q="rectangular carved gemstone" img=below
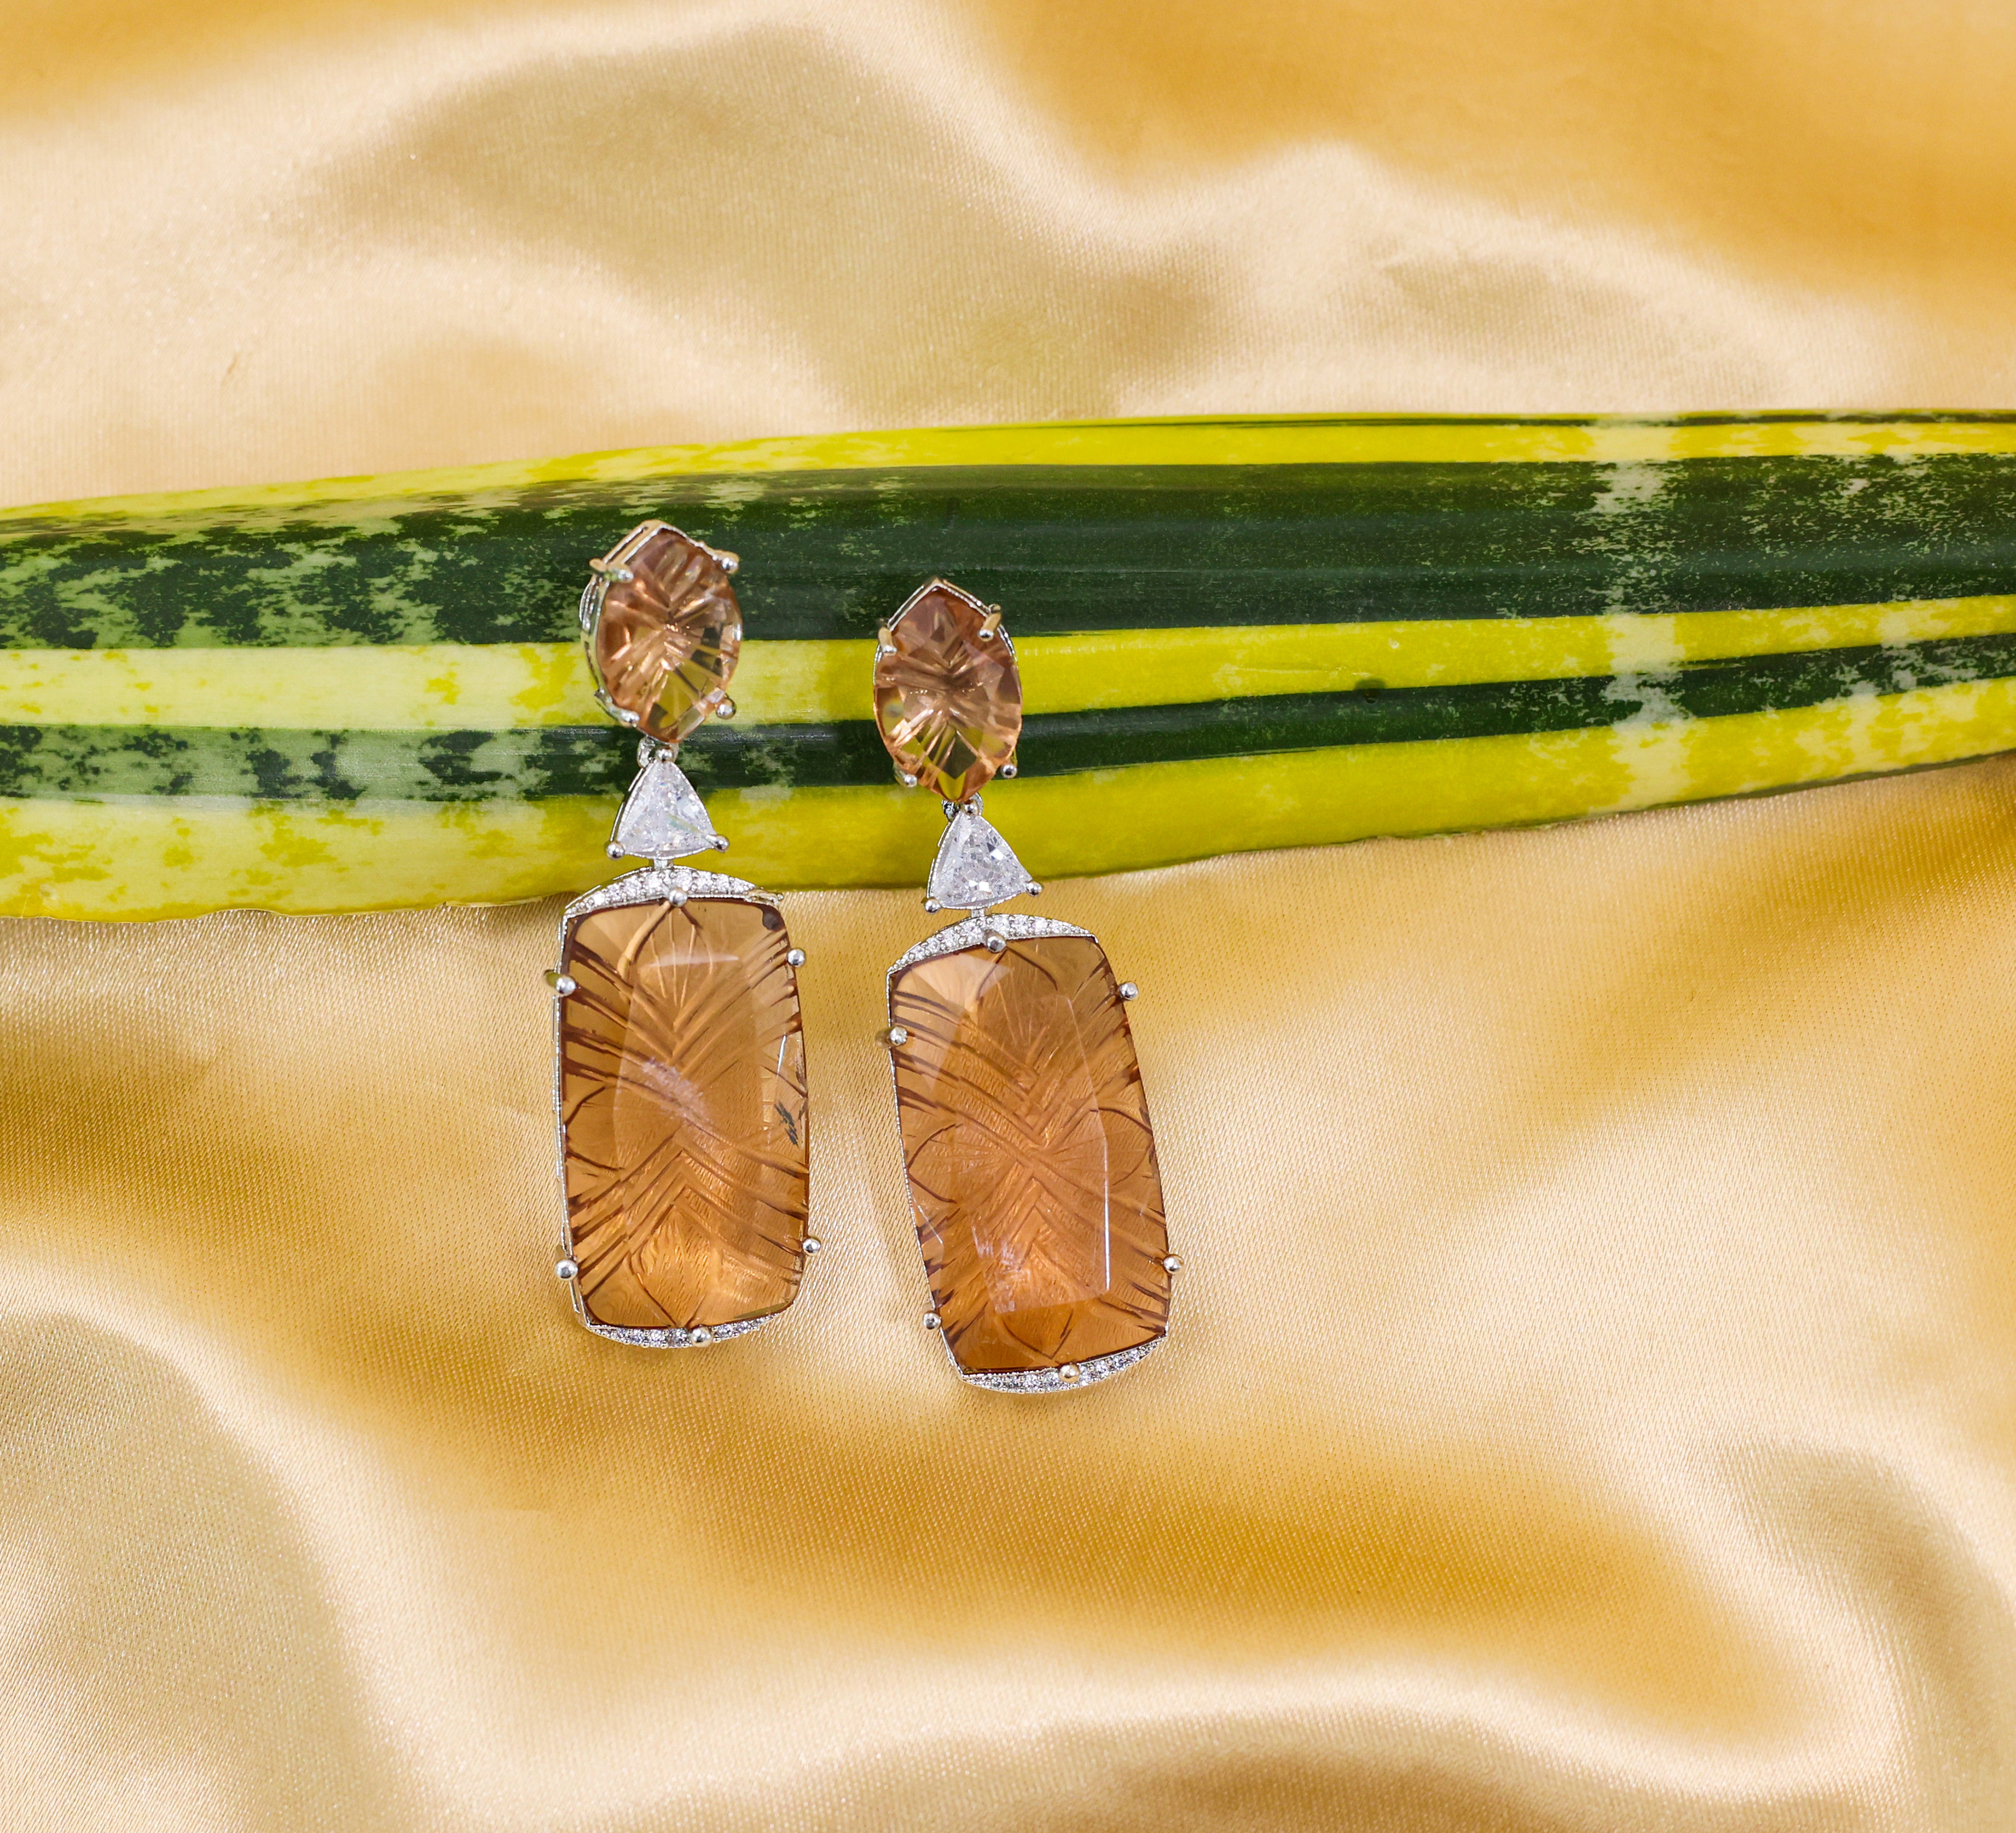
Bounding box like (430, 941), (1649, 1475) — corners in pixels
(889, 935), (1169, 1374)
(559, 896), (809, 1332)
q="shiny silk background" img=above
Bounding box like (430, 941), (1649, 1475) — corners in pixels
(5, 4), (2016, 1829)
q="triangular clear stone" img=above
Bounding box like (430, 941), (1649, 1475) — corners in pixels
(928, 809), (1032, 909)
(611, 756), (722, 859)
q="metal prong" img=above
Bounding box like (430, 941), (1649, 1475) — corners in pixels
(606, 843), (625, 859)
(690, 1326), (713, 1346)
(984, 932), (1006, 955)
(1162, 1254), (1183, 1273)
(922, 897), (942, 913)
(999, 763), (1018, 779)
(886, 1026), (909, 1047)
(716, 550), (740, 575)
(555, 1258), (578, 1281)
(545, 970), (577, 995)
(713, 835), (731, 851)
(802, 1236), (823, 1255)
(786, 948), (806, 967)
(615, 707), (641, 728)
(1026, 883), (1043, 896)
(978, 610), (1003, 641)
(877, 622), (896, 649)
(713, 697), (736, 720)
(922, 1312), (942, 1331)
(1058, 1363), (1080, 1383)
(587, 559), (635, 584)
(1118, 982), (1139, 1000)
(897, 769), (918, 788)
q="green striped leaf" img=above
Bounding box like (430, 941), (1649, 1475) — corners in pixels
(4, 413), (2015, 919)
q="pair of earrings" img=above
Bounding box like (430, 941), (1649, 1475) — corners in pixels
(546, 522), (1179, 1392)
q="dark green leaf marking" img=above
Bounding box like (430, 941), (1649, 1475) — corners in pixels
(5, 631), (2010, 801)
(5, 455), (2016, 649)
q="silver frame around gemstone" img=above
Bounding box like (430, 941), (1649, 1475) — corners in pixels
(878, 576), (1019, 662)
(579, 521), (741, 731)
(551, 862), (806, 1349)
(883, 910), (1176, 1394)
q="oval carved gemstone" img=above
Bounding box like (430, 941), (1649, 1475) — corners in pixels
(590, 525), (742, 744)
(559, 895), (809, 1333)
(889, 935), (1169, 1374)
(873, 580), (1022, 802)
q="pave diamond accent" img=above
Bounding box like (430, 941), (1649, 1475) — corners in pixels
(611, 755), (722, 860)
(927, 807), (1034, 910)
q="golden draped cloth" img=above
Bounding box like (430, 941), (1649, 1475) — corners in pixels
(5, 4), (2016, 1827)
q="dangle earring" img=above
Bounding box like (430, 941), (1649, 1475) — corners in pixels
(873, 579), (1177, 1392)
(548, 523), (817, 1347)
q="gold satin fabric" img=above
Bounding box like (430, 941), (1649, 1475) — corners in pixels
(7, 3), (2016, 1828)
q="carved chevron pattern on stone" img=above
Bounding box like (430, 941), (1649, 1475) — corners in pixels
(559, 896), (809, 1332)
(890, 934), (1169, 1375)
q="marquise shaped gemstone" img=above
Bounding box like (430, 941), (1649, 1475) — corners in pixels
(873, 581), (1022, 802)
(559, 894), (809, 1332)
(889, 935), (1169, 1374)
(591, 525), (742, 744)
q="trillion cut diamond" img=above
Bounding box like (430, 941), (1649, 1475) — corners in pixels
(928, 808), (1033, 909)
(611, 756), (722, 859)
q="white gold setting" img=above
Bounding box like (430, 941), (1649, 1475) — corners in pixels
(874, 580), (1175, 1394)
(553, 527), (806, 1351)
(945, 1336), (1165, 1394)
(886, 910), (1089, 976)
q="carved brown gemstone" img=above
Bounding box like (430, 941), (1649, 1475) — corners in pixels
(889, 935), (1169, 1374)
(873, 580), (1022, 802)
(590, 525), (741, 744)
(559, 896), (809, 1332)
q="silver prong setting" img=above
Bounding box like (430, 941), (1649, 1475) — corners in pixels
(1118, 982), (1138, 1000)
(786, 948), (806, 967)
(555, 1258), (578, 1281)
